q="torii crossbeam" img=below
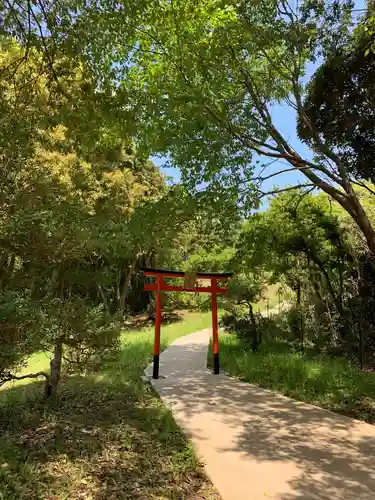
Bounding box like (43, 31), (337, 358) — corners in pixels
(141, 268), (233, 379)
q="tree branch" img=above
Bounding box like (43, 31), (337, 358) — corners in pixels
(1, 371), (49, 387)
(290, 65), (352, 189)
(352, 180), (375, 197)
(287, 154), (348, 200)
(256, 157), (290, 177)
(259, 183), (315, 198)
(29, 5), (68, 96)
(228, 39), (345, 188)
(254, 165), (313, 183)
(292, 186), (316, 212)
(236, 63), (343, 186)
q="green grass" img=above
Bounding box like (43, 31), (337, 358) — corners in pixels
(0, 311), (220, 500)
(2, 311), (213, 393)
(212, 333), (375, 424)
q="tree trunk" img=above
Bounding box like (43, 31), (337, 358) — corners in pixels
(0, 254), (7, 290)
(249, 302), (256, 326)
(118, 255), (141, 315)
(45, 341), (63, 398)
(338, 257), (344, 311)
(296, 281), (304, 353)
(47, 268), (60, 298)
(97, 283), (110, 313)
(310, 254), (344, 315)
(248, 302), (261, 352)
(0, 254), (15, 291)
(296, 280), (301, 307)
(298, 158), (375, 257)
(359, 322), (364, 371)
(118, 264), (135, 315)
(350, 193), (375, 256)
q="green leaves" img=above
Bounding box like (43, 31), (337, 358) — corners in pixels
(0, 38), (173, 386)
(227, 273), (263, 306)
(299, 25), (375, 182)
(236, 189), (357, 318)
(0, 291), (45, 385)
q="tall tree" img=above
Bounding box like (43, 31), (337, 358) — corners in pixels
(0, 39), (183, 394)
(299, 20), (375, 182)
(6, 2), (375, 254)
(82, 0), (375, 256)
(238, 190), (355, 312)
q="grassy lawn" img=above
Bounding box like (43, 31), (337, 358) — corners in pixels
(0, 311), (220, 500)
(212, 333), (375, 424)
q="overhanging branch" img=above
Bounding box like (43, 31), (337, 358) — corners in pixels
(1, 370), (49, 387)
(351, 180), (375, 197)
(259, 183), (315, 198)
(254, 165), (312, 183)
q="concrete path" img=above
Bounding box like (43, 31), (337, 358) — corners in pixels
(145, 330), (375, 500)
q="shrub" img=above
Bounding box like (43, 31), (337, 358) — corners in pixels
(221, 311), (262, 352)
(0, 295), (121, 396)
(0, 291), (44, 386)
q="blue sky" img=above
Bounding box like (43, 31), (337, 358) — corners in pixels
(154, 0), (366, 195)
(153, 96), (311, 194)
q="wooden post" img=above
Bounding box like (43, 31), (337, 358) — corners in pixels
(153, 276), (162, 379)
(211, 278), (219, 374)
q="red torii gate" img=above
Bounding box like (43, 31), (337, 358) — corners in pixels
(141, 268), (232, 379)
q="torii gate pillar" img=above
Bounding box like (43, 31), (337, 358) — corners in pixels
(141, 268), (232, 378)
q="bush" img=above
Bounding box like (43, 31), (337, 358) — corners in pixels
(164, 291), (212, 312)
(221, 311), (262, 352)
(45, 299), (122, 374)
(0, 291), (44, 385)
(0, 294), (122, 395)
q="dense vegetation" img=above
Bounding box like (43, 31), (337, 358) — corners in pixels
(1, 0), (375, 496)
(0, 312), (220, 499)
(0, 37), (235, 395)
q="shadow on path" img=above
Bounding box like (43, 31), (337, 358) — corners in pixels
(148, 330), (375, 500)
(0, 338), (217, 500)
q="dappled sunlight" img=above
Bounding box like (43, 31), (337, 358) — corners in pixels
(0, 352), (51, 392)
(217, 334), (375, 422)
(0, 376), (208, 499)
(149, 330), (375, 500)
(0, 316), (219, 500)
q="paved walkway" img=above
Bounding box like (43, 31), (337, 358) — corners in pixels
(145, 330), (375, 500)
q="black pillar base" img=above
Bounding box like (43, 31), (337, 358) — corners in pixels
(153, 354), (160, 379)
(213, 352), (220, 374)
